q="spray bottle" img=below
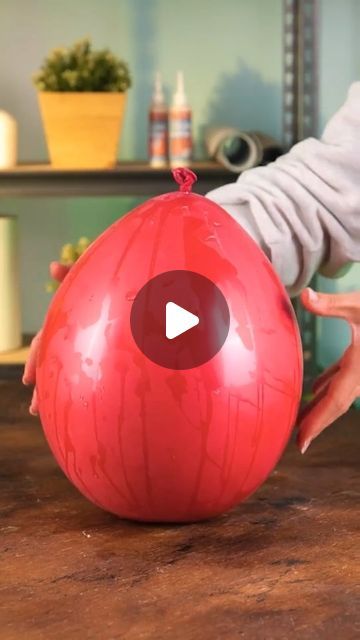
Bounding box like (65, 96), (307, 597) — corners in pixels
(169, 71), (193, 168)
(148, 72), (168, 168)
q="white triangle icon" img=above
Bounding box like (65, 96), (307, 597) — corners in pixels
(166, 302), (199, 340)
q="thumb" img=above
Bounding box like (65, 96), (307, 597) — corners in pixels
(300, 288), (359, 320)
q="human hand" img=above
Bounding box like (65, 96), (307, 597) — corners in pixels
(23, 261), (71, 414)
(297, 288), (360, 453)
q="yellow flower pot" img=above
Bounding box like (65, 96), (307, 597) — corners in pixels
(38, 92), (127, 169)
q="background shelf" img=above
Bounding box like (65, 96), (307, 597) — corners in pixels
(0, 345), (29, 365)
(0, 161), (234, 197)
(0, 337), (31, 379)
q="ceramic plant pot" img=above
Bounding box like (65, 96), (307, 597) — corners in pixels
(38, 92), (127, 169)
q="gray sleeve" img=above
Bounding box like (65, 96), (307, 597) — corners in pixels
(206, 83), (360, 297)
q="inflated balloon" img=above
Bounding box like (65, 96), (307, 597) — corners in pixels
(37, 168), (303, 522)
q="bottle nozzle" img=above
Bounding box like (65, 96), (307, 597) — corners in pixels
(173, 70), (187, 107)
(152, 71), (165, 105)
(176, 71), (184, 93)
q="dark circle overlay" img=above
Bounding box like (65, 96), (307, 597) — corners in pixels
(130, 270), (230, 370)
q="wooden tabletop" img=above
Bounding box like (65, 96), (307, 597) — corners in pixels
(0, 381), (359, 640)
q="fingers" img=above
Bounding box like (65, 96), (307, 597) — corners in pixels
(23, 330), (42, 386)
(312, 362), (340, 395)
(298, 288), (360, 452)
(297, 373), (354, 453)
(29, 387), (39, 416)
(301, 288), (360, 321)
(297, 392), (341, 454)
(24, 257), (71, 413)
(49, 261), (71, 283)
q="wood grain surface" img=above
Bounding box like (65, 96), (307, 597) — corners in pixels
(0, 381), (359, 640)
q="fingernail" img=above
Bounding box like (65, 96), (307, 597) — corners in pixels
(300, 439), (311, 454)
(22, 376), (29, 386)
(307, 288), (318, 302)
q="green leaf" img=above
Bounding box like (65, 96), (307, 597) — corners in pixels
(33, 38), (131, 92)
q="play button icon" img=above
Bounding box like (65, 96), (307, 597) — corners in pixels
(130, 270), (230, 370)
(166, 302), (199, 340)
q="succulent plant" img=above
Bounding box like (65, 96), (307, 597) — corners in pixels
(46, 237), (92, 293)
(33, 38), (131, 92)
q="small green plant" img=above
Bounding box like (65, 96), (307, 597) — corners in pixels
(33, 38), (131, 92)
(46, 236), (92, 293)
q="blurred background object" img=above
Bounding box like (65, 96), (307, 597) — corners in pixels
(205, 127), (282, 172)
(0, 215), (21, 352)
(168, 71), (193, 168)
(0, 110), (17, 169)
(148, 72), (168, 168)
(45, 236), (91, 292)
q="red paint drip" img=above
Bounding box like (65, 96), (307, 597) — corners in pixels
(172, 167), (197, 192)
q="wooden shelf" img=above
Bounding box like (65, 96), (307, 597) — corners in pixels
(0, 161), (234, 198)
(0, 336), (32, 378)
(0, 345), (29, 365)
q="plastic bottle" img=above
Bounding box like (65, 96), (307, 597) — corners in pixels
(169, 71), (193, 168)
(148, 72), (168, 168)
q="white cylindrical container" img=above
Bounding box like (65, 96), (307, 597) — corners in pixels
(0, 215), (21, 352)
(0, 110), (17, 169)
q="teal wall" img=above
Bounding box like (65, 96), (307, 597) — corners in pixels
(317, 0), (360, 369)
(318, 0), (360, 131)
(0, 0), (283, 333)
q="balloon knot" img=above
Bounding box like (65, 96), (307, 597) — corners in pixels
(172, 167), (197, 193)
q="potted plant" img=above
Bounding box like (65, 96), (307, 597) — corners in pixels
(33, 38), (132, 169)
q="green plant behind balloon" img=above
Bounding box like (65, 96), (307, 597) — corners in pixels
(46, 237), (92, 293)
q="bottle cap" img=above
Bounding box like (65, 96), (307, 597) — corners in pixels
(152, 72), (165, 106)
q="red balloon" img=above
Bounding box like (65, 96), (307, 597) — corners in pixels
(37, 172), (303, 523)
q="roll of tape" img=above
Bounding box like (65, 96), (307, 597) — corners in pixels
(205, 126), (282, 173)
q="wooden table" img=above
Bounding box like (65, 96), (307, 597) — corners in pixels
(0, 381), (359, 640)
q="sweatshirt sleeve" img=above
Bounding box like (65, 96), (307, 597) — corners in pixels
(206, 82), (360, 297)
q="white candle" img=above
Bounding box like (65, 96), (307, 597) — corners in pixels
(0, 110), (17, 169)
(0, 215), (21, 352)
